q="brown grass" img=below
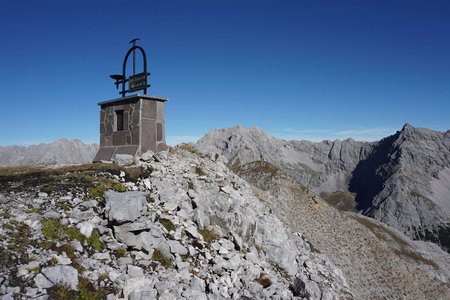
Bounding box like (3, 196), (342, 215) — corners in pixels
(321, 191), (356, 211)
(176, 143), (202, 156)
(152, 249), (172, 268)
(197, 227), (218, 244)
(256, 274), (272, 288)
(0, 163), (130, 196)
(354, 216), (438, 268)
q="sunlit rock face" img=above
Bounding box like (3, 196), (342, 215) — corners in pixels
(195, 124), (450, 252)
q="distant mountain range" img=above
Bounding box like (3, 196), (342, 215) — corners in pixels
(194, 124), (450, 252)
(0, 139), (99, 167)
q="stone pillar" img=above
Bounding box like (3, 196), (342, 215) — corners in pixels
(93, 94), (168, 162)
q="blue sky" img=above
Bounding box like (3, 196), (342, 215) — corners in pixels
(1, 0), (449, 146)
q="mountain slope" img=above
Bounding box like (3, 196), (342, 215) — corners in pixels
(194, 124), (450, 251)
(0, 149), (352, 299)
(349, 124), (450, 246)
(0, 139), (99, 167)
(234, 160), (450, 299)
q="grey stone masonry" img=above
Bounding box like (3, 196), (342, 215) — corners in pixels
(94, 94), (168, 162)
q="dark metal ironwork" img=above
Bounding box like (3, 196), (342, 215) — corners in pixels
(110, 39), (150, 97)
(129, 38), (140, 76)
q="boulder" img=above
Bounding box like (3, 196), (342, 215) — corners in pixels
(0, 194), (7, 204)
(43, 211), (61, 219)
(127, 265), (144, 278)
(77, 221), (94, 238)
(140, 150), (155, 162)
(114, 222), (163, 249)
(34, 273), (53, 289)
(185, 226), (201, 239)
(114, 154), (134, 166)
(190, 277), (206, 292)
(168, 240), (188, 256)
(41, 265), (79, 290)
(105, 191), (147, 223)
(123, 277), (155, 299)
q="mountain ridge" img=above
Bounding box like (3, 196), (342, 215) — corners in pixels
(194, 124), (450, 252)
(0, 139), (99, 167)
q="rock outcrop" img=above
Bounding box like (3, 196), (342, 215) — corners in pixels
(194, 124), (450, 251)
(0, 149), (352, 299)
(0, 139), (99, 167)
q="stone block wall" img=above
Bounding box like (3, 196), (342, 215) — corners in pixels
(94, 94), (167, 162)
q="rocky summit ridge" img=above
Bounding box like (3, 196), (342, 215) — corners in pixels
(0, 148), (353, 299)
(194, 124), (450, 252)
(1, 147), (450, 299)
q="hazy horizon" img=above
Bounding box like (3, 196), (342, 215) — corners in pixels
(2, 122), (448, 148)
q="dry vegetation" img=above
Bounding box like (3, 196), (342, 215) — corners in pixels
(353, 215), (439, 268)
(0, 163), (145, 197)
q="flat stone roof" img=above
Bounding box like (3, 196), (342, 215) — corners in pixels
(98, 94), (168, 106)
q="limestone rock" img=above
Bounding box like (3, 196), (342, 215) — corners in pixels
(185, 225), (201, 239)
(127, 265), (144, 278)
(34, 273), (53, 289)
(140, 150), (155, 162)
(43, 211), (60, 219)
(77, 221), (94, 238)
(113, 154), (134, 166)
(41, 265), (79, 290)
(104, 191), (147, 223)
(168, 240), (188, 256)
(123, 277), (155, 299)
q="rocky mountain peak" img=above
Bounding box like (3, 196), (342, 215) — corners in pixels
(401, 122), (414, 131)
(396, 123), (448, 145)
(195, 124), (450, 253)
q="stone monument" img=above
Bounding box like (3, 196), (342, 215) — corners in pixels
(94, 39), (168, 162)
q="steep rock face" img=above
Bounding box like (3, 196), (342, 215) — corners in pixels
(350, 124), (450, 248)
(235, 160), (450, 299)
(194, 124), (450, 251)
(0, 139), (99, 167)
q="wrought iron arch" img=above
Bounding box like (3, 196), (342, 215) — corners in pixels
(110, 40), (150, 97)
